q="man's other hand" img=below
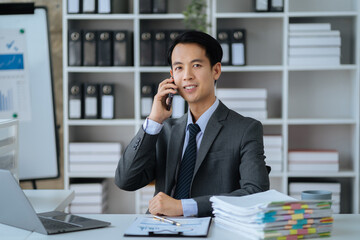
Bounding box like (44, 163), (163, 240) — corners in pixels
(148, 192), (183, 216)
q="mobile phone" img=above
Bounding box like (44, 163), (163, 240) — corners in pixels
(166, 76), (175, 111)
(166, 93), (174, 111)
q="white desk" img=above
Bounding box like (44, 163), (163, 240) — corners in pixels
(24, 190), (75, 213)
(1, 214), (358, 240)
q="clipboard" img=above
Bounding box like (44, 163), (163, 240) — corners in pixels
(124, 216), (212, 237)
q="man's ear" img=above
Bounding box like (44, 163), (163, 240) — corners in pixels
(170, 69), (173, 78)
(212, 62), (222, 81)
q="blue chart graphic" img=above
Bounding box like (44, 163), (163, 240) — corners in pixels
(0, 89), (13, 111)
(0, 54), (24, 70)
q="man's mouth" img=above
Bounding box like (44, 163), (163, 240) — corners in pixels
(184, 85), (197, 90)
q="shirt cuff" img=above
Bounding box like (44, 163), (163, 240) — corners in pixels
(181, 199), (198, 217)
(142, 118), (163, 135)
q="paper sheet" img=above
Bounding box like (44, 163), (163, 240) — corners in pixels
(124, 216), (211, 237)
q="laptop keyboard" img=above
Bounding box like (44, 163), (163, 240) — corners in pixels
(39, 217), (80, 231)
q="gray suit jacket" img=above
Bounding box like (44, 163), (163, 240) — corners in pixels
(115, 101), (269, 216)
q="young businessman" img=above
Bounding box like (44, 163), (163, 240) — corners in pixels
(115, 31), (269, 217)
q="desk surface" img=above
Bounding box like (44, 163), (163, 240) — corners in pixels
(1, 214), (358, 240)
(24, 190), (74, 213)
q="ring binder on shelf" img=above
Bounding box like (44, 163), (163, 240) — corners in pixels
(231, 29), (246, 66)
(68, 30), (82, 66)
(153, 31), (167, 66)
(153, 0), (167, 13)
(140, 83), (154, 119)
(83, 30), (97, 66)
(97, 31), (113, 66)
(217, 30), (231, 65)
(82, 0), (96, 13)
(113, 31), (132, 66)
(140, 31), (153, 66)
(100, 84), (115, 119)
(83, 83), (99, 119)
(139, 0), (152, 13)
(68, 83), (82, 119)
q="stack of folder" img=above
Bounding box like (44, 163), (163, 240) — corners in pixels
(69, 179), (108, 214)
(288, 150), (339, 172)
(69, 142), (122, 173)
(288, 23), (341, 66)
(210, 190), (333, 240)
(217, 88), (267, 120)
(264, 135), (283, 172)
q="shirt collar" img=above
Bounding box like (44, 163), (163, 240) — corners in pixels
(186, 98), (219, 133)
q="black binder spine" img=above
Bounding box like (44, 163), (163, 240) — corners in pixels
(140, 31), (153, 66)
(83, 83), (99, 119)
(230, 29), (246, 66)
(254, 0), (269, 12)
(68, 30), (82, 66)
(97, 31), (113, 66)
(217, 30), (231, 66)
(139, 0), (152, 13)
(83, 30), (97, 66)
(113, 31), (133, 66)
(100, 84), (115, 119)
(153, 0), (167, 13)
(68, 82), (82, 119)
(153, 31), (167, 66)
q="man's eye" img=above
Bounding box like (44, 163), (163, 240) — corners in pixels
(194, 64), (201, 68)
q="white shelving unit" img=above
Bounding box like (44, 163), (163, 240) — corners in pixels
(63, 0), (360, 214)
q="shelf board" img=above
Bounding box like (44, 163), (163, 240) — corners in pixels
(287, 119), (356, 125)
(215, 12), (284, 19)
(68, 119), (136, 126)
(288, 11), (358, 17)
(287, 171), (356, 178)
(68, 172), (116, 178)
(221, 65), (283, 72)
(260, 118), (283, 125)
(287, 65), (357, 71)
(66, 66), (135, 73)
(139, 14), (184, 20)
(66, 14), (135, 20)
(140, 66), (170, 72)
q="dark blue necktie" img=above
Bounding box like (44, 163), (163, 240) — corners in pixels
(174, 123), (201, 199)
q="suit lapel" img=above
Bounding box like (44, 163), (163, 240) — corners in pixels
(193, 101), (228, 178)
(164, 115), (187, 194)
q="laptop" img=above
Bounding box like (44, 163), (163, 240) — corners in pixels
(0, 169), (110, 234)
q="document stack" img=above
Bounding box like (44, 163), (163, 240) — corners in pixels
(69, 179), (108, 213)
(69, 142), (122, 173)
(263, 135), (282, 172)
(210, 190), (333, 240)
(289, 182), (341, 214)
(137, 184), (155, 213)
(216, 88), (267, 120)
(288, 150), (339, 172)
(288, 23), (341, 66)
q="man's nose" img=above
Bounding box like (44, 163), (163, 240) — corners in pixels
(183, 67), (194, 81)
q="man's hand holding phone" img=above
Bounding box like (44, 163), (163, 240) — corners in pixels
(148, 76), (177, 124)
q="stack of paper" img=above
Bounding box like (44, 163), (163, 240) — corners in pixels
(69, 179), (108, 213)
(210, 190), (333, 240)
(288, 150), (339, 172)
(288, 23), (341, 66)
(264, 135), (282, 172)
(289, 182), (341, 213)
(137, 184), (155, 213)
(69, 142), (122, 173)
(217, 88), (267, 120)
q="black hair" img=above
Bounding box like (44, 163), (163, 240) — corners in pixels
(167, 30), (223, 67)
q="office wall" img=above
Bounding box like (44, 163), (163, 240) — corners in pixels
(0, 0), (64, 189)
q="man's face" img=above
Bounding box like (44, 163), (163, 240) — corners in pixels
(170, 43), (221, 109)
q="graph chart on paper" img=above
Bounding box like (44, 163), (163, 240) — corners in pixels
(0, 28), (31, 121)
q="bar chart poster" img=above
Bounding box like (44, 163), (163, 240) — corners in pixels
(0, 28), (31, 121)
